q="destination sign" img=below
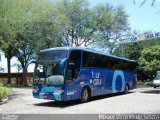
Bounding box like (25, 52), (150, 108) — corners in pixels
(123, 32), (160, 43)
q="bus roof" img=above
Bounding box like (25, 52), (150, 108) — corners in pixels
(40, 47), (135, 63)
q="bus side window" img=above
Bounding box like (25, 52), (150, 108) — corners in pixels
(68, 62), (76, 80)
(66, 50), (81, 84)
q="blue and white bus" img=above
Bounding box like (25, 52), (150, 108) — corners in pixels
(32, 47), (137, 102)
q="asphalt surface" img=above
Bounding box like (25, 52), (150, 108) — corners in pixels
(0, 87), (160, 114)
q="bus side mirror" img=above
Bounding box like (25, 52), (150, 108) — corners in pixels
(60, 58), (68, 73)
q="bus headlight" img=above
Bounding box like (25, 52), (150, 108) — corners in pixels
(33, 88), (37, 92)
(54, 90), (64, 94)
(33, 86), (39, 92)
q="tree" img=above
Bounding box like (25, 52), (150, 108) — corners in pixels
(56, 0), (98, 47)
(0, 67), (4, 72)
(0, 0), (38, 84)
(93, 4), (129, 53)
(0, 51), (4, 72)
(13, 0), (62, 86)
(132, 0), (156, 6)
(114, 37), (160, 80)
(0, 0), (22, 83)
(56, 0), (129, 48)
(11, 63), (22, 84)
(11, 63), (22, 73)
(118, 38), (160, 59)
(15, 35), (36, 86)
(114, 41), (143, 60)
(0, 0), (58, 85)
(14, 0), (58, 86)
(25, 0), (61, 50)
(138, 45), (160, 79)
(0, 0), (130, 85)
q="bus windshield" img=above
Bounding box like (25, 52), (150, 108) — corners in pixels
(33, 50), (68, 85)
(38, 50), (67, 62)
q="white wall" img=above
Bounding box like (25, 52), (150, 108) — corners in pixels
(0, 51), (35, 73)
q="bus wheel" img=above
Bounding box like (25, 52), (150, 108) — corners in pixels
(81, 87), (89, 103)
(124, 84), (129, 94)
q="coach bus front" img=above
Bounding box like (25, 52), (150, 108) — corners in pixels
(32, 49), (68, 101)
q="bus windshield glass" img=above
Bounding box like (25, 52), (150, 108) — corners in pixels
(38, 50), (67, 62)
(33, 50), (68, 85)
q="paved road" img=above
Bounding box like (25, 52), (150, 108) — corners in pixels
(0, 87), (160, 114)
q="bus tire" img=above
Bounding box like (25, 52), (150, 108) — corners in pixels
(124, 84), (129, 94)
(81, 87), (89, 103)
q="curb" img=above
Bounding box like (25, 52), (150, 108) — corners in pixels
(0, 97), (8, 105)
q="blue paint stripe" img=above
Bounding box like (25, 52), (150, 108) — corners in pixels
(40, 86), (57, 93)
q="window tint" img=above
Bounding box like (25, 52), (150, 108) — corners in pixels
(69, 50), (81, 69)
(66, 50), (81, 83)
(38, 50), (67, 62)
(82, 51), (136, 71)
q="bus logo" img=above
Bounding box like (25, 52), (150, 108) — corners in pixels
(92, 71), (102, 86)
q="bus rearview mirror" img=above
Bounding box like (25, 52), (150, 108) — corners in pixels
(60, 58), (68, 73)
(26, 60), (36, 72)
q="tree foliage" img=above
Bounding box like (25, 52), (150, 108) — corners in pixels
(0, 67), (4, 72)
(93, 4), (129, 53)
(0, 0), (34, 84)
(138, 45), (160, 79)
(132, 0), (156, 6)
(0, 0), (57, 85)
(56, 0), (96, 46)
(114, 38), (160, 80)
(53, 0), (129, 49)
(114, 38), (160, 60)
(0, 0), (129, 85)
(11, 63), (22, 73)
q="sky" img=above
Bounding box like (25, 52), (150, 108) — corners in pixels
(89, 0), (160, 32)
(0, 52), (35, 73)
(0, 0), (160, 73)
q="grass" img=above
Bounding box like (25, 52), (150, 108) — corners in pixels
(136, 80), (151, 88)
(0, 83), (9, 102)
(5, 84), (32, 88)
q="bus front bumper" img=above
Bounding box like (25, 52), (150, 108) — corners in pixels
(33, 91), (63, 101)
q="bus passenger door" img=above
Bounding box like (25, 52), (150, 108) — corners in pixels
(64, 61), (81, 100)
(64, 50), (81, 101)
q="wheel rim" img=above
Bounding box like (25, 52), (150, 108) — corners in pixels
(82, 88), (88, 101)
(125, 85), (129, 93)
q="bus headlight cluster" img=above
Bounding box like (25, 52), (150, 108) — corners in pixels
(33, 86), (39, 92)
(33, 88), (37, 92)
(54, 90), (64, 94)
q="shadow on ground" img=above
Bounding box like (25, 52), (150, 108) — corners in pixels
(34, 92), (133, 108)
(141, 88), (160, 94)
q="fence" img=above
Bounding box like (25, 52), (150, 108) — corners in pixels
(0, 73), (33, 86)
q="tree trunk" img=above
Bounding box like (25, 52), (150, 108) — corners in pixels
(22, 65), (28, 87)
(16, 68), (20, 85)
(7, 57), (11, 84)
